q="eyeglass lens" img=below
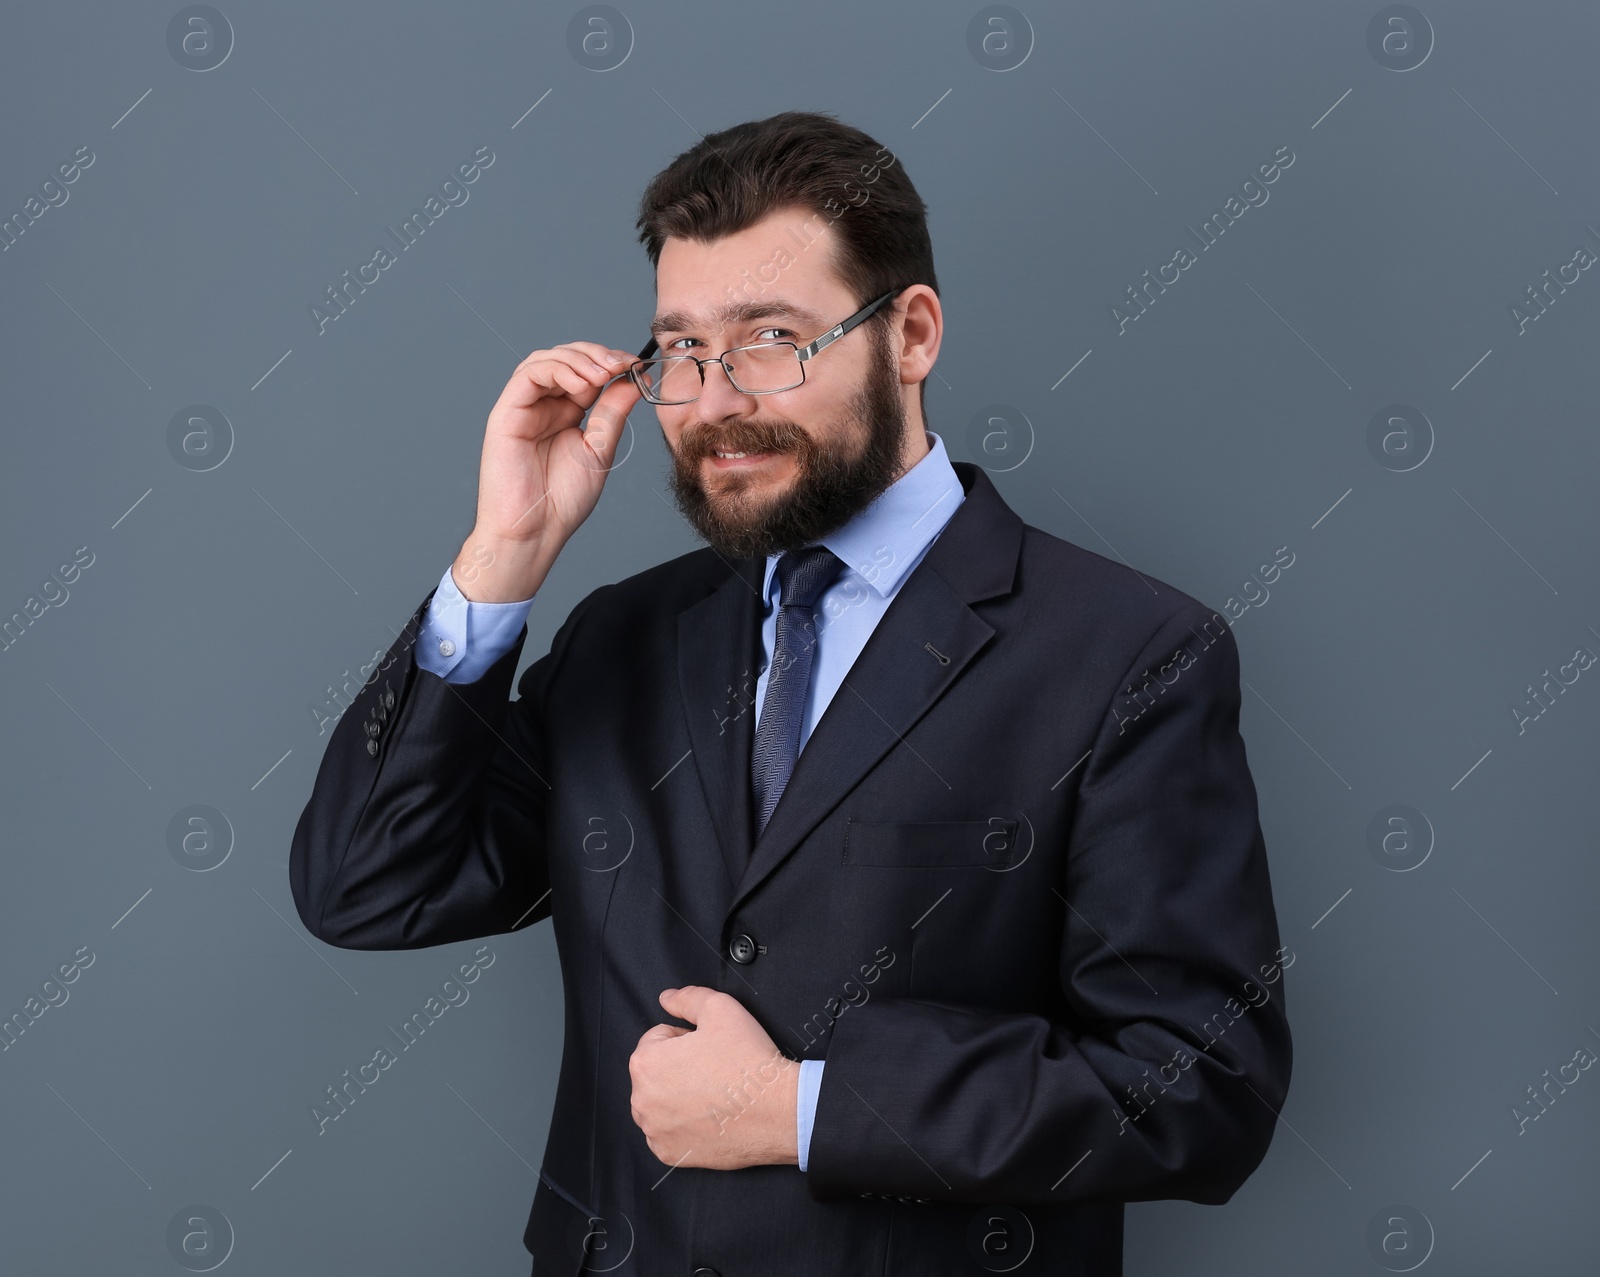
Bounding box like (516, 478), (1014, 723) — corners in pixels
(635, 344), (802, 403)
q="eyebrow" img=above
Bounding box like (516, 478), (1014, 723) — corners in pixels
(650, 299), (828, 339)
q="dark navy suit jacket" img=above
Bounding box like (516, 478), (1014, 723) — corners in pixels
(290, 460), (1292, 1275)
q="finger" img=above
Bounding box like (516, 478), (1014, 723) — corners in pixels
(516, 350), (615, 402)
(532, 358), (594, 399)
(506, 356), (583, 403)
(561, 340), (638, 378)
(546, 344), (621, 384)
(637, 1023), (686, 1047)
(658, 984), (720, 1024)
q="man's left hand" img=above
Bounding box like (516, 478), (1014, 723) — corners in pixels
(629, 986), (800, 1170)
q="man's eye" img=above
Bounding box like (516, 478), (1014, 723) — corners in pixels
(665, 329), (792, 350)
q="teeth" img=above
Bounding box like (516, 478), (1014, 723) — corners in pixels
(715, 450), (752, 458)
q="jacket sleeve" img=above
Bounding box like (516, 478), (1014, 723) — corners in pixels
(289, 582), (592, 950)
(803, 601), (1293, 1205)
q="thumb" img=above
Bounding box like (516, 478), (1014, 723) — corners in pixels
(658, 985), (717, 1025)
(581, 375), (640, 473)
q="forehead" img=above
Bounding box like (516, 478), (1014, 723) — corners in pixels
(652, 205), (851, 335)
(649, 295), (829, 339)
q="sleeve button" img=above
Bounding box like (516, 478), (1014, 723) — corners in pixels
(366, 738), (379, 757)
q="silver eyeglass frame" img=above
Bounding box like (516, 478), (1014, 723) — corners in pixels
(624, 288), (901, 405)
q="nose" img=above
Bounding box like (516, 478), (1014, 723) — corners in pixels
(693, 357), (756, 416)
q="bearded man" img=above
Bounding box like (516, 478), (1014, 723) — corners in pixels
(291, 109), (1292, 1277)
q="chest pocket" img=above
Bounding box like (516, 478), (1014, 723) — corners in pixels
(843, 818), (1018, 868)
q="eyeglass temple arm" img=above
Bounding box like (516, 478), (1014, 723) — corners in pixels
(797, 289), (896, 362)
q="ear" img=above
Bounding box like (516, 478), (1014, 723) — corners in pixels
(891, 285), (942, 389)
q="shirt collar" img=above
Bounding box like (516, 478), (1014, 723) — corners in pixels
(760, 429), (963, 604)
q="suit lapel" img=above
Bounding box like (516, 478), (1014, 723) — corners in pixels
(676, 552), (766, 888)
(725, 462), (1025, 917)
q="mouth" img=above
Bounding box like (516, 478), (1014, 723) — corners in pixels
(706, 448), (778, 469)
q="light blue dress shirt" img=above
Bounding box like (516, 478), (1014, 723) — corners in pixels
(416, 430), (966, 1170)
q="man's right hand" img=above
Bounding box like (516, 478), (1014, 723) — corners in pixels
(452, 340), (645, 602)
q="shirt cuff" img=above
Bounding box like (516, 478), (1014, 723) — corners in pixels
(415, 563), (535, 684)
(796, 1058), (824, 1172)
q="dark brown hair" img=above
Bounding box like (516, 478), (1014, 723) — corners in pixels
(636, 110), (938, 411)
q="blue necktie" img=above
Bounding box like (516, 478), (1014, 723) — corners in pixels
(751, 545), (845, 841)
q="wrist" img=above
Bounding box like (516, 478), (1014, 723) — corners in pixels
(766, 1055), (801, 1166)
(452, 531), (555, 602)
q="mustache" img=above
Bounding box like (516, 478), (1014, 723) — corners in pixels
(679, 420), (809, 459)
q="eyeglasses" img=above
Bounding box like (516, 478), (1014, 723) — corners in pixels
(626, 288), (900, 405)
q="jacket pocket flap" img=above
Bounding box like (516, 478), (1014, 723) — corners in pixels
(524, 1167), (633, 1274)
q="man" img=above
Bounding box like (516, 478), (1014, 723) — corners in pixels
(290, 110), (1292, 1276)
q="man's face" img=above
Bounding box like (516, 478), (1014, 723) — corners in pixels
(650, 207), (912, 561)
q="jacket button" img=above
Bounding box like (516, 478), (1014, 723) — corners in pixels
(691, 1269), (721, 1277)
(365, 720), (380, 738)
(365, 738), (379, 757)
(728, 933), (758, 964)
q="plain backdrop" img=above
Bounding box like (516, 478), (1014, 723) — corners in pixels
(1, 2), (1596, 1273)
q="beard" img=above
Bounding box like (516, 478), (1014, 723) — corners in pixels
(663, 322), (910, 562)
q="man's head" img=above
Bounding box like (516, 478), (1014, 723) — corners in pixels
(635, 111), (942, 561)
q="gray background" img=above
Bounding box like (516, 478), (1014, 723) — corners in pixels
(2, 1), (1595, 1272)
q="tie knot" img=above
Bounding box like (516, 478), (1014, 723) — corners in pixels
(775, 545), (844, 610)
